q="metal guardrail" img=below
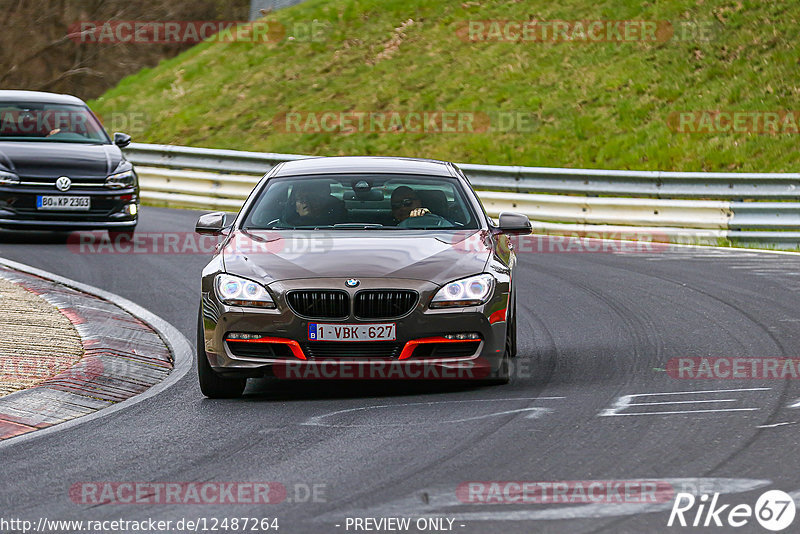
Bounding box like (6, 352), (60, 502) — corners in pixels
(125, 143), (800, 247)
(462, 164), (800, 200)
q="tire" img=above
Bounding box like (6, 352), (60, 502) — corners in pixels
(495, 328), (512, 384)
(481, 355), (510, 385)
(108, 227), (136, 240)
(197, 311), (246, 398)
(474, 324), (512, 386)
(507, 298), (518, 359)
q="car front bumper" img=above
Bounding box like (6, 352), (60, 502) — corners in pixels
(0, 185), (138, 230)
(200, 276), (511, 380)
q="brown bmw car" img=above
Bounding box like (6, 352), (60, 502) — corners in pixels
(195, 156), (531, 398)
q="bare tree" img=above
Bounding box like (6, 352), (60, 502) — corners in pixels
(0, 0), (250, 99)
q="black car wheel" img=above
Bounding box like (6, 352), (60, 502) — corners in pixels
(197, 311), (246, 398)
(497, 324), (513, 383)
(508, 299), (518, 358)
(473, 321), (512, 385)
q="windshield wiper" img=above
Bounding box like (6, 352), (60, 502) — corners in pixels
(332, 223), (387, 229)
(245, 223), (393, 230)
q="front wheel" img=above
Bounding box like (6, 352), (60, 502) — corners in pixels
(495, 328), (512, 384)
(508, 300), (517, 358)
(473, 326), (512, 386)
(197, 312), (246, 398)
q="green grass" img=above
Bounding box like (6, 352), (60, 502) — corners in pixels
(91, 0), (800, 172)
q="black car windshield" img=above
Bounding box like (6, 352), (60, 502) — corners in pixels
(242, 174), (480, 230)
(0, 102), (110, 144)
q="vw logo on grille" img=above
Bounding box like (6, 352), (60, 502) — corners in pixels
(345, 278), (360, 288)
(55, 176), (72, 192)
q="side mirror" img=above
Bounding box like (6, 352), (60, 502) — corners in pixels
(497, 212), (531, 235)
(196, 212), (227, 235)
(114, 132), (132, 148)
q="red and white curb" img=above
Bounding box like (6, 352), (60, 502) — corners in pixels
(0, 259), (191, 443)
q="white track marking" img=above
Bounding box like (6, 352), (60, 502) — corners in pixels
(757, 422), (797, 428)
(599, 388), (770, 417)
(302, 397), (564, 427)
(602, 408), (758, 417)
(625, 388), (771, 395)
(627, 399), (738, 406)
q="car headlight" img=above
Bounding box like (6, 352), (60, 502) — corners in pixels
(215, 273), (275, 308)
(430, 274), (495, 308)
(0, 170), (19, 185)
(105, 170), (135, 189)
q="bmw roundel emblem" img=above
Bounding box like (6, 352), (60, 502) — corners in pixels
(55, 176), (72, 192)
(345, 279), (360, 288)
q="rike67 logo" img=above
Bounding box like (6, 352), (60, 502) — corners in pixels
(668, 490), (796, 531)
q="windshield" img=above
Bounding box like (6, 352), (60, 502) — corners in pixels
(242, 174), (480, 230)
(0, 102), (110, 144)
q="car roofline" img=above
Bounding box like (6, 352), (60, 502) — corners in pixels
(270, 156), (457, 178)
(0, 90), (87, 106)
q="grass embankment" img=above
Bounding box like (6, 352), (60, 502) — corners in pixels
(91, 0), (800, 172)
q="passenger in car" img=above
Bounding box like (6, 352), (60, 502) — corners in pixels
(284, 182), (347, 226)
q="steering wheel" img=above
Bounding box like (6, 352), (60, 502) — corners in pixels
(397, 212), (450, 229)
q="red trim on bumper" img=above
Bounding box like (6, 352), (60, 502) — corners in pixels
(228, 336), (481, 362)
(225, 336), (307, 360)
(398, 336), (479, 361)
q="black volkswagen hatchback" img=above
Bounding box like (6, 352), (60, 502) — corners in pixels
(0, 91), (138, 236)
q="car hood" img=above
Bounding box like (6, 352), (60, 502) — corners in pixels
(0, 142), (122, 178)
(221, 229), (493, 285)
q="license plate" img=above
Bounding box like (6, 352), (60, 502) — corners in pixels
(309, 323), (396, 342)
(37, 196), (90, 211)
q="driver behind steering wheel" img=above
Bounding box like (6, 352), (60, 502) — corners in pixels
(391, 186), (432, 225)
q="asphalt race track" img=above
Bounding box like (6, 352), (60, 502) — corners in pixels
(2, 206), (800, 533)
